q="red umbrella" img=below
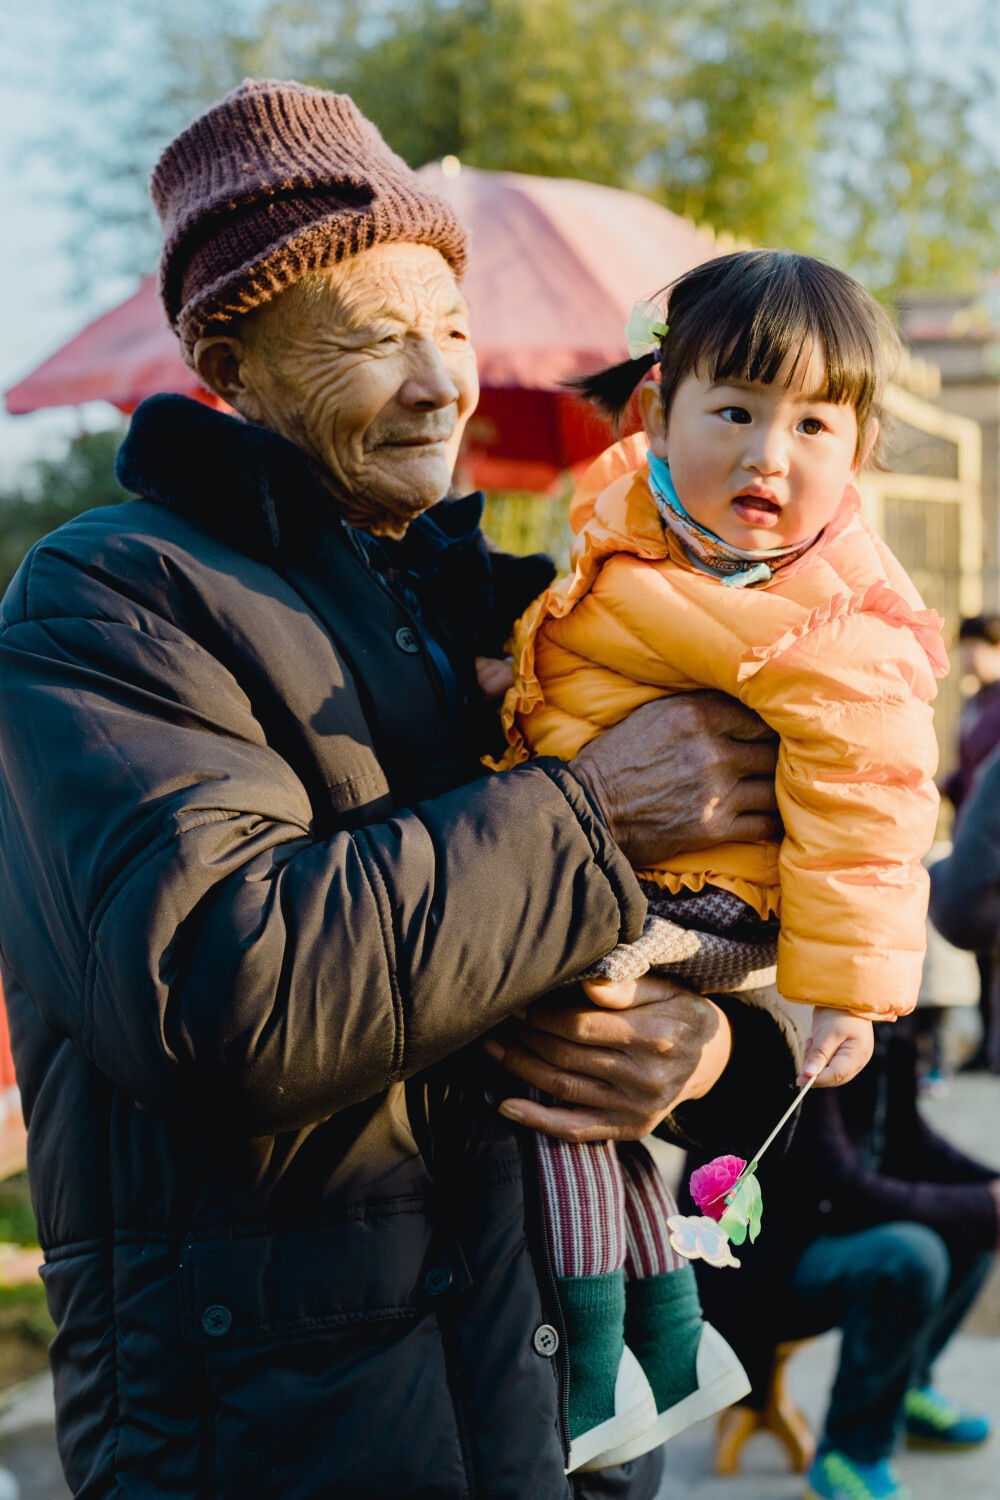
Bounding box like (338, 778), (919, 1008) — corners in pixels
(4, 276), (219, 416)
(6, 166), (719, 491)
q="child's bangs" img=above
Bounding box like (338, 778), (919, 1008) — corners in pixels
(696, 257), (885, 415)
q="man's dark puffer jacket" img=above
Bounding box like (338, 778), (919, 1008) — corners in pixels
(0, 396), (789, 1500)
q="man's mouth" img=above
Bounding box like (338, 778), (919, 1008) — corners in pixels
(731, 489), (783, 527)
(375, 426), (454, 450)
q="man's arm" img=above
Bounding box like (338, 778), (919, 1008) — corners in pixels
(0, 545), (776, 1137)
(0, 577), (640, 1133)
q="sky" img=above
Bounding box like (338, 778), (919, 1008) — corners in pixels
(0, 0), (998, 487)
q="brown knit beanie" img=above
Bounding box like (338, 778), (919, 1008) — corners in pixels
(152, 78), (469, 365)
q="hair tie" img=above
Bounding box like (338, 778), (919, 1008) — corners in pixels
(625, 299), (669, 362)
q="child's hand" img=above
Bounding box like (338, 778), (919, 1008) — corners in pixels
(797, 1007), (874, 1088)
(475, 655), (514, 701)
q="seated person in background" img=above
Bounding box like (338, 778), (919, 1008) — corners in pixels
(685, 1016), (999, 1500)
(941, 613), (1000, 816)
(937, 613), (1000, 1073)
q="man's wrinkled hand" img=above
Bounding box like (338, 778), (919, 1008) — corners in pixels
(569, 691), (779, 869)
(482, 975), (733, 1143)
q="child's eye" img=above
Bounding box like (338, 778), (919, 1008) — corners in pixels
(719, 406), (751, 424)
(798, 417), (825, 435)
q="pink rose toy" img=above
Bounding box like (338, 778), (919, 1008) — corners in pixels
(689, 1155), (746, 1222)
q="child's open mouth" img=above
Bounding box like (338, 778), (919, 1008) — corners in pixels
(732, 493), (783, 527)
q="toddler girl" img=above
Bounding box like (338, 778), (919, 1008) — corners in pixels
(495, 250), (946, 1472)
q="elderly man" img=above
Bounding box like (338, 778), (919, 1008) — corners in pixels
(0, 82), (791, 1499)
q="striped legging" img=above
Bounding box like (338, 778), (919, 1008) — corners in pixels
(530, 1087), (686, 1279)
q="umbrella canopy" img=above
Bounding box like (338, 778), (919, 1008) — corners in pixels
(5, 277), (215, 416)
(6, 165), (720, 490)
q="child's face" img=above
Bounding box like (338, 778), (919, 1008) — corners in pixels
(639, 344), (876, 550)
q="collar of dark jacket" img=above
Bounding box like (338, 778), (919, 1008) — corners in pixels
(116, 393), (485, 565)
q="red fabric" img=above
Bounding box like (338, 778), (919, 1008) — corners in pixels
(6, 167), (716, 493)
(0, 977), (16, 1093)
(4, 279), (220, 417)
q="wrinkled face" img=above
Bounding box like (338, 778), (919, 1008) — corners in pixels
(194, 242), (479, 537)
(640, 344), (874, 551)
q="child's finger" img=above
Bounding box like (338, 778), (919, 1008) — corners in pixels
(797, 1033), (871, 1089)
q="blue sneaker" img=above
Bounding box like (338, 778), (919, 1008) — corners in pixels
(904, 1386), (992, 1448)
(806, 1449), (913, 1500)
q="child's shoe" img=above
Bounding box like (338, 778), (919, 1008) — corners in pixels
(903, 1386), (992, 1448)
(579, 1264), (750, 1469)
(556, 1270), (658, 1473)
(805, 1450), (913, 1500)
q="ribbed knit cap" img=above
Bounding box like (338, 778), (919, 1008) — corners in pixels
(152, 79), (469, 365)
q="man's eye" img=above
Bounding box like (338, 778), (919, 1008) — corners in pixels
(799, 417), (825, 435)
(446, 327), (468, 341)
(720, 406), (751, 424)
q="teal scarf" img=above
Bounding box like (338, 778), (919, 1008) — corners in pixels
(646, 452), (818, 587)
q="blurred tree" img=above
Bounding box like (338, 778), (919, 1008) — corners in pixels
(0, 428), (126, 596)
(29, 0), (1000, 302)
(831, 64), (1000, 297)
(646, 0), (843, 252)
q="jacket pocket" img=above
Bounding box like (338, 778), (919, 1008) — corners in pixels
(177, 1199), (459, 1344)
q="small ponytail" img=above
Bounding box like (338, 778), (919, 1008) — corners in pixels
(564, 351), (657, 427)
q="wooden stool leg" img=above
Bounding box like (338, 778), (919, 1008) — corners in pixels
(763, 1343), (815, 1473)
(715, 1404), (762, 1475)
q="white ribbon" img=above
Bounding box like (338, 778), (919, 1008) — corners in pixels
(625, 299), (669, 360)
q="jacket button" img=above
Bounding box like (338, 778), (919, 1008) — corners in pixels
(395, 626), (421, 654)
(424, 1265), (454, 1296)
(202, 1304), (232, 1338)
(818, 1199), (832, 1214)
(533, 1324), (559, 1357)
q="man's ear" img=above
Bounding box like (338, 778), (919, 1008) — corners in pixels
(193, 335), (256, 409)
(855, 416), (879, 472)
(638, 380), (668, 459)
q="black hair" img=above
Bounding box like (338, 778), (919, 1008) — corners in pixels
(567, 250), (899, 462)
(958, 614), (1000, 646)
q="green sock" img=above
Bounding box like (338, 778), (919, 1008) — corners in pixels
(624, 1265), (702, 1413)
(555, 1270), (627, 1440)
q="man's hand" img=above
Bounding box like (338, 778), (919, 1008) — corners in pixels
(569, 692), (778, 868)
(482, 975), (732, 1142)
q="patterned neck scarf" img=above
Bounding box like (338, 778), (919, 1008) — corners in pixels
(646, 452), (819, 587)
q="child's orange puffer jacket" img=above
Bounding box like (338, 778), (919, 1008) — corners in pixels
(499, 436), (948, 1020)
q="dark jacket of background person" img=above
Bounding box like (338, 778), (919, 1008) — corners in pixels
(931, 744), (1000, 955)
(0, 396), (790, 1500)
(940, 681), (1000, 813)
(685, 1019), (998, 1402)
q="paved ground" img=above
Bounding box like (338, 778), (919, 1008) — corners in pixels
(0, 1075), (994, 1499)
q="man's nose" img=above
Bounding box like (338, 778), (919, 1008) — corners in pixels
(398, 337), (460, 410)
(742, 424), (789, 476)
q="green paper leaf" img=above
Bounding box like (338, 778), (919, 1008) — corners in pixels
(719, 1199), (747, 1245)
(744, 1174), (763, 1242)
(718, 1172), (764, 1246)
